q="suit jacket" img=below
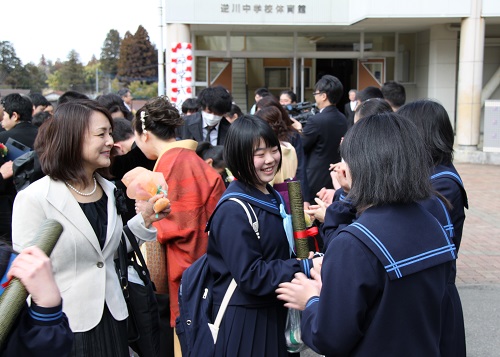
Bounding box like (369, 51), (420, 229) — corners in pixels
(180, 112), (231, 145)
(12, 174), (157, 332)
(0, 121), (38, 149)
(301, 105), (347, 202)
(344, 101), (356, 128)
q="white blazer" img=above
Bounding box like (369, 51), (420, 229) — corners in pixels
(12, 174), (157, 332)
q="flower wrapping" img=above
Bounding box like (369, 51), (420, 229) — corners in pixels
(121, 167), (168, 200)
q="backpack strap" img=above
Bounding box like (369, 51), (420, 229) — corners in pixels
(211, 197), (259, 333)
(228, 197), (260, 239)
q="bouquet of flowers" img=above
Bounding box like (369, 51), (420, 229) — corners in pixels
(0, 143), (7, 158)
(121, 167), (170, 213)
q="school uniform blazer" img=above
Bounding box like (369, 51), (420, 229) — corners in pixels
(302, 203), (463, 356)
(12, 174), (157, 332)
(180, 112), (231, 145)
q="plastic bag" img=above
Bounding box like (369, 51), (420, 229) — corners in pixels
(285, 308), (308, 353)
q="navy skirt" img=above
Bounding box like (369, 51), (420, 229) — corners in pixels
(70, 304), (129, 357)
(214, 303), (297, 357)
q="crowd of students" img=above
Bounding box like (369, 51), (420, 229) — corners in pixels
(0, 77), (467, 357)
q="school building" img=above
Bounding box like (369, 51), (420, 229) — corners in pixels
(161, 0), (500, 160)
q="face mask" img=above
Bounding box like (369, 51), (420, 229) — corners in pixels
(202, 111), (223, 126)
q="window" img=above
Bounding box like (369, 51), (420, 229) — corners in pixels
(264, 67), (311, 89)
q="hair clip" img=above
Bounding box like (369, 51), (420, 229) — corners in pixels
(140, 111), (148, 133)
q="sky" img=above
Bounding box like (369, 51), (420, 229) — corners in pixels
(1, 0), (162, 65)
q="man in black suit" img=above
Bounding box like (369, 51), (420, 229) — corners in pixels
(0, 93), (38, 241)
(180, 86), (233, 145)
(344, 89), (357, 128)
(302, 75), (347, 203)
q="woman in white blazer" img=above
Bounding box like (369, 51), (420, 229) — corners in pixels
(12, 100), (170, 357)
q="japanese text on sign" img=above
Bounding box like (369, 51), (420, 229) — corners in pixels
(220, 4), (306, 14)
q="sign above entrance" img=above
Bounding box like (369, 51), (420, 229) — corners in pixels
(220, 4), (307, 14)
(164, 0), (343, 25)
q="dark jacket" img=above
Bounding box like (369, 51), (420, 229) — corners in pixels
(302, 203), (465, 357)
(180, 112), (231, 145)
(0, 122), (38, 150)
(301, 105), (347, 202)
(344, 101), (355, 128)
(0, 122), (38, 241)
(0, 250), (73, 357)
(422, 163), (468, 251)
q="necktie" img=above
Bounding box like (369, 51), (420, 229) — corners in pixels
(205, 125), (215, 143)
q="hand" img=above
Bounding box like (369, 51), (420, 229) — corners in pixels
(305, 198), (328, 223)
(316, 187), (335, 205)
(290, 117), (303, 132)
(331, 162), (350, 193)
(276, 272), (321, 310)
(7, 246), (61, 308)
(136, 193), (171, 227)
(312, 256), (323, 276)
(0, 161), (13, 180)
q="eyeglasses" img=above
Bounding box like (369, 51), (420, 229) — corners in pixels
(312, 91), (324, 96)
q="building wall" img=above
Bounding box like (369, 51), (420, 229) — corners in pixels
(428, 24), (458, 125)
(415, 30), (430, 100)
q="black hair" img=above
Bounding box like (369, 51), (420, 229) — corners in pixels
(32, 111), (52, 128)
(314, 75), (343, 105)
(228, 104), (243, 118)
(196, 142), (225, 170)
(224, 115), (282, 188)
(112, 117), (134, 142)
(117, 88), (130, 97)
(96, 93), (133, 120)
(280, 90), (297, 103)
(381, 81), (406, 108)
(29, 93), (50, 107)
(356, 86), (384, 102)
(181, 98), (200, 114)
(254, 87), (270, 97)
(355, 98), (392, 122)
(57, 91), (89, 106)
(1, 93), (33, 121)
(132, 96), (184, 140)
(197, 86), (232, 115)
(397, 99), (454, 165)
(341, 112), (432, 211)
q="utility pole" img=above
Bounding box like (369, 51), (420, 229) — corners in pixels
(95, 67), (99, 94)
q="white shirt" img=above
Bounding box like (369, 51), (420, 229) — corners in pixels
(202, 117), (219, 145)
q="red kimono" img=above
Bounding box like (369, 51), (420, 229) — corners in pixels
(153, 140), (225, 326)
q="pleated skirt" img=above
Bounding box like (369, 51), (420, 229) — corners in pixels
(213, 303), (297, 357)
(70, 304), (129, 357)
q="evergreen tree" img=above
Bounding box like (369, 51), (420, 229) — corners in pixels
(100, 29), (121, 78)
(117, 31), (134, 84)
(0, 41), (22, 85)
(47, 50), (87, 92)
(117, 26), (157, 84)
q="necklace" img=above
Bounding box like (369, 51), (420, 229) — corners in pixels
(65, 176), (97, 196)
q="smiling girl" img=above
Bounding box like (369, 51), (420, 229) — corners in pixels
(206, 115), (320, 357)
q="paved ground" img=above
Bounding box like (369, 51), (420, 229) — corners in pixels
(303, 163), (500, 357)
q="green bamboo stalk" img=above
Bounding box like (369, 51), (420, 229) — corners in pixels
(287, 181), (309, 259)
(0, 219), (63, 350)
